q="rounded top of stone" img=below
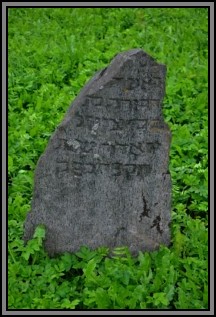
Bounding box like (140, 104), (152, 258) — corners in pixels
(110, 48), (157, 64)
(65, 48), (166, 118)
(85, 48), (165, 96)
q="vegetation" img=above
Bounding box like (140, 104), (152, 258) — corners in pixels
(8, 8), (208, 309)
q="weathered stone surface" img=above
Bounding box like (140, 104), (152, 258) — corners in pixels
(24, 49), (172, 256)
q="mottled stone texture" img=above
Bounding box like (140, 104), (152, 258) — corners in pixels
(24, 49), (172, 256)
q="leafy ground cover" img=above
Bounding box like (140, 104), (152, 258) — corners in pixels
(8, 8), (208, 309)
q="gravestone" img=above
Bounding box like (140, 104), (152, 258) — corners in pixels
(24, 49), (172, 256)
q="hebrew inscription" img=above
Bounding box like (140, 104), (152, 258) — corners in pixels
(24, 49), (172, 256)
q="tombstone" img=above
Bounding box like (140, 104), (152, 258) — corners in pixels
(24, 49), (172, 256)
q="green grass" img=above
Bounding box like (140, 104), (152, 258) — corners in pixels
(8, 8), (208, 309)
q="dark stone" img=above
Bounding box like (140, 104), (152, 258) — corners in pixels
(23, 49), (172, 256)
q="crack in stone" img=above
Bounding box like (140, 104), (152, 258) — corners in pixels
(151, 215), (163, 234)
(139, 192), (150, 222)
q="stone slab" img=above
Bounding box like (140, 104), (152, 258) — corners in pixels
(23, 49), (172, 256)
